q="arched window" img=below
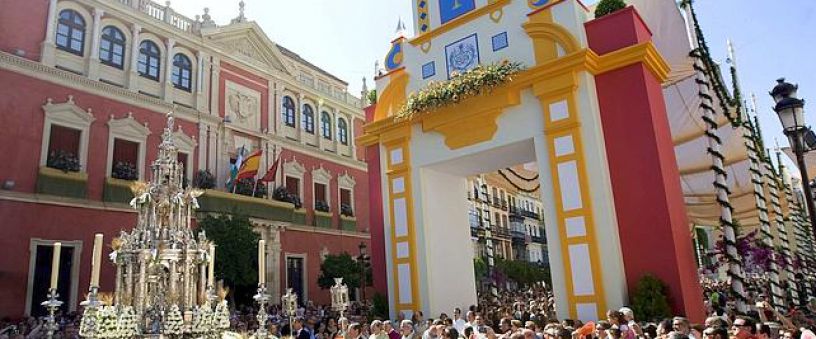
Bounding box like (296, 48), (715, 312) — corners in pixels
(302, 104), (315, 134)
(99, 26), (125, 69)
(282, 96), (295, 127)
(321, 112), (332, 140)
(338, 118), (348, 145)
(137, 40), (161, 81)
(172, 53), (192, 91)
(56, 10), (85, 56)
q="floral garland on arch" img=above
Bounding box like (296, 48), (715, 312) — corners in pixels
(395, 61), (525, 121)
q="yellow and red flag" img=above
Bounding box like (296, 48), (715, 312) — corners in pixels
(235, 150), (262, 180)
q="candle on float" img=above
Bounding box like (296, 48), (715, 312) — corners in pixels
(258, 240), (266, 285)
(50, 242), (62, 290)
(208, 244), (215, 285)
(90, 234), (103, 288)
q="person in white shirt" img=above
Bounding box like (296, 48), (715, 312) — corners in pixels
(453, 308), (467, 334)
(465, 311), (477, 329)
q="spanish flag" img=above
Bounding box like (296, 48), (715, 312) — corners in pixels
(235, 150), (262, 180)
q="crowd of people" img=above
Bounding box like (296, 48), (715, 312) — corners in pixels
(6, 285), (816, 339)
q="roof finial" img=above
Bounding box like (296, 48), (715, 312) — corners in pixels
(395, 17), (407, 38)
(231, 0), (247, 24)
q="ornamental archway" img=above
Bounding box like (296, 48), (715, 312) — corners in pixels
(361, 0), (704, 322)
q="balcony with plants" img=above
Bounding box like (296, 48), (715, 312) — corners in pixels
(194, 170), (298, 222)
(313, 200), (332, 228)
(340, 203), (356, 231)
(37, 149), (87, 199)
(103, 161), (139, 204)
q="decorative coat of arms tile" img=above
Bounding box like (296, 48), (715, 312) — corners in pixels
(445, 33), (480, 79)
(225, 81), (261, 130)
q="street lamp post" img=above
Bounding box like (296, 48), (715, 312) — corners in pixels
(358, 242), (369, 316)
(771, 78), (816, 239)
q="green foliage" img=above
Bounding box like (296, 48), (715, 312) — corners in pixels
(397, 61), (524, 120)
(317, 253), (372, 290)
(273, 186), (303, 208)
(367, 90), (377, 104)
(474, 257), (488, 281)
(340, 203), (354, 217)
(370, 293), (389, 319)
(112, 161), (138, 181)
(196, 214), (260, 289)
(494, 258), (550, 287)
(315, 200), (331, 213)
(234, 178), (267, 198)
(194, 170), (216, 189)
(594, 0), (626, 18)
(631, 274), (672, 322)
(47, 149), (81, 172)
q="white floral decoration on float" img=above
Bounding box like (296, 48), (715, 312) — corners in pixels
(163, 303), (184, 336)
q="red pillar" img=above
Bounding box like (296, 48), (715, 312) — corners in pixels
(364, 105), (388, 297)
(586, 7), (705, 321)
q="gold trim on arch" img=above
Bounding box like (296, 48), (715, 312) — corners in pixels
(357, 41), (670, 148)
(408, 0), (512, 47)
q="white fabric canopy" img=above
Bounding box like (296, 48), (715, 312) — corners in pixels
(630, 0), (762, 228)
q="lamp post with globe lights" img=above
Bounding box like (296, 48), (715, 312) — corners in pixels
(771, 78), (816, 236)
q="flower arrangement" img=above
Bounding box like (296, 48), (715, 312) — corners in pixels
(118, 306), (139, 338)
(215, 300), (231, 331)
(163, 304), (184, 336)
(192, 304), (215, 335)
(194, 169), (216, 189)
(98, 306), (119, 338)
(273, 187), (303, 209)
(340, 203), (354, 217)
(234, 178), (267, 198)
(78, 306), (101, 338)
(315, 200), (330, 213)
(396, 60), (524, 120)
(112, 161), (139, 181)
(47, 149), (81, 172)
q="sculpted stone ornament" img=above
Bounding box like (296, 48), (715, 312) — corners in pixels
(228, 91), (258, 123)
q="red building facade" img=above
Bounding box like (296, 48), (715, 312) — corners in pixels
(0, 0), (372, 318)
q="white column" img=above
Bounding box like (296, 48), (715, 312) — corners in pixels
(163, 38), (176, 103)
(86, 8), (104, 80)
(331, 108), (339, 151)
(350, 116), (358, 160)
(274, 85), (284, 134)
(269, 225), (283, 302)
(267, 79), (275, 134)
(127, 23), (142, 91)
(209, 57), (221, 116)
(207, 125), (217, 173)
(315, 101), (323, 149)
(198, 124), (208, 172)
(195, 51), (208, 111)
(41, 0), (59, 66)
(296, 93), (304, 141)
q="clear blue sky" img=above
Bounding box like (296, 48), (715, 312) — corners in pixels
(171, 0), (816, 154)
